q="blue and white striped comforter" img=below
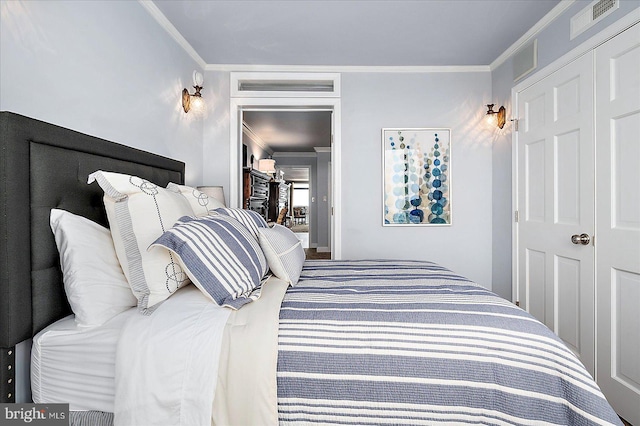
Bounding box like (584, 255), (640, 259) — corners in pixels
(277, 260), (621, 425)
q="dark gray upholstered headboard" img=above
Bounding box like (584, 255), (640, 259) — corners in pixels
(0, 111), (185, 402)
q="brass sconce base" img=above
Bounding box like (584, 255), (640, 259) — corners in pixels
(496, 106), (506, 129)
(486, 104), (506, 129)
(182, 88), (191, 113)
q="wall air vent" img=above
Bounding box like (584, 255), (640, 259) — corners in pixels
(231, 72), (341, 98)
(571, 0), (619, 40)
(513, 39), (537, 82)
(238, 80), (334, 92)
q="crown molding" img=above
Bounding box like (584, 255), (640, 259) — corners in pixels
(242, 122), (273, 155)
(490, 0), (576, 71)
(138, 0), (206, 69)
(206, 64), (490, 73)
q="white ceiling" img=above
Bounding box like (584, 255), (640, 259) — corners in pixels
(152, 0), (561, 67)
(152, 0), (561, 152)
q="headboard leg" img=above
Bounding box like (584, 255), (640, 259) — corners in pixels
(1, 346), (16, 402)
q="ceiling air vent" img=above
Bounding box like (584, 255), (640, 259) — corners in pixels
(571, 0), (619, 40)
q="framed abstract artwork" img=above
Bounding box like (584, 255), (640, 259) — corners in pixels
(382, 128), (452, 226)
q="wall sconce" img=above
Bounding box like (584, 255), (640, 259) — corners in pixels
(486, 104), (506, 129)
(182, 71), (204, 113)
(258, 158), (276, 174)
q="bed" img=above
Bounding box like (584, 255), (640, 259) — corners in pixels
(0, 111), (623, 425)
(0, 111), (185, 405)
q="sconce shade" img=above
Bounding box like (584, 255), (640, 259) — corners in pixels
(486, 104), (506, 129)
(193, 70), (204, 87)
(197, 185), (226, 207)
(190, 95), (205, 112)
(258, 159), (276, 173)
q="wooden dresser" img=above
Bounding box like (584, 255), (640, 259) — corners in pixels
(268, 181), (290, 222)
(242, 168), (270, 220)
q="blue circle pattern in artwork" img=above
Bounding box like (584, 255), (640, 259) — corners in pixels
(427, 133), (449, 224)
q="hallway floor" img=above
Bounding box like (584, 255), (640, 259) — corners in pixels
(305, 248), (331, 260)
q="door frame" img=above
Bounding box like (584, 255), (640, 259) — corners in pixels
(511, 11), (640, 304)
(230, 97), (342, 258)
(280, 165), (313, 246)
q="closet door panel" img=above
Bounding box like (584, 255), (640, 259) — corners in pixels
(516, 52), (595, 375)
(595, 23), (640, 426)
(612, 113), (640, 231)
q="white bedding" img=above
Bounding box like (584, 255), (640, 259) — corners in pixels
(31, 280), (283, 425)
(31, 308), (137, 412)
(114, 285), (231, 426)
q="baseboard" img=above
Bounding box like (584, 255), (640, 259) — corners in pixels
(317, 246), (331, 253)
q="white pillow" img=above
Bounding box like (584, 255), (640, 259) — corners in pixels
(88, 171), (193, 313)
(166, 183), (225, 217)
(49, 209), (137, 327)
(258, 224), (306, 286)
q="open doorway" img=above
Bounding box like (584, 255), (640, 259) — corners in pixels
(280, 166), (311, 247)
(240, 109), (332, 259)
(230, 92), (341, 258)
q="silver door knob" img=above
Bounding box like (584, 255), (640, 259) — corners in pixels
(571, 233), (591, 245)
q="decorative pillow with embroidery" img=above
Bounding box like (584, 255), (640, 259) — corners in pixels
(88, 171), (193, 313)
(166, 183), (225, 217)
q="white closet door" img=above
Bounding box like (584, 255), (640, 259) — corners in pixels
(516, 52), (595, 375)
(595, 23), (640, 426)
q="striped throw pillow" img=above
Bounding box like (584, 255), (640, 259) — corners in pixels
(258, 224), (306, 286)
(211, 208), (267, 240)
(150, 215), (268, 310)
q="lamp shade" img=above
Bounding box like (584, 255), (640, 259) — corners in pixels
(258, 159), (276, 173)
(196, 186), (226, 207)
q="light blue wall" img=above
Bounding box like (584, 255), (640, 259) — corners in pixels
(0, 0), (205, 184)
(490, 64), (514, 301)
(202, 71), (231, 190)
(490, 2), (640, 301)
(0, 0), (208, 402)
(340, 72), (494, 288)
(204, 71), (495, 288)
